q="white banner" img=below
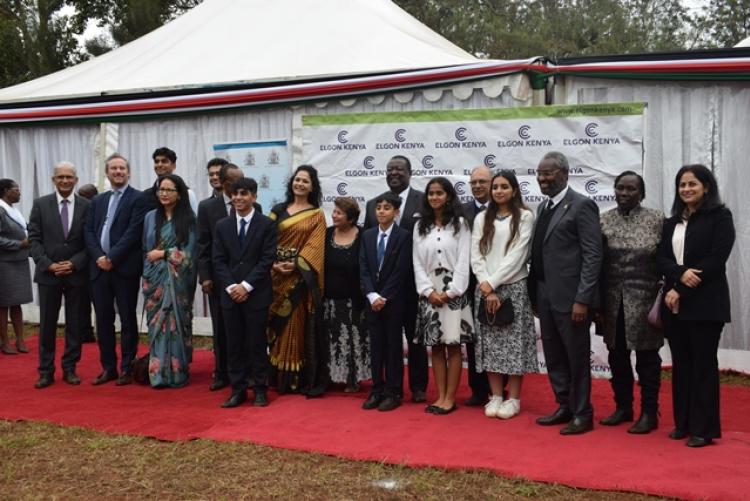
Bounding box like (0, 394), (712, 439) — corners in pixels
(302, 104), (646, 378)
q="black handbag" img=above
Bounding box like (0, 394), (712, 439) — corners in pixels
(478, 296), (514, 327)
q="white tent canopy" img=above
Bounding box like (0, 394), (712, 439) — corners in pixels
(736, 36), (750, 48)
(0, 0), (479, 103)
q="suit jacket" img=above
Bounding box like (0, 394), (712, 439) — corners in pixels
(359, 224), (412, 313)
(28, 193), (90, 287)
(656, 205), (734, 323)
(84, 185), (147, 279)
(197, 195), (262, 284)
(212, 212), (277, 310)
(462, 200), (485, 229)
(529, 188), (602, 312)
(0, 207), (29, 261)
(364, 187), (424, 233)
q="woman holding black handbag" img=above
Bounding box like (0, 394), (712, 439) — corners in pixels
(657, 164), (735, 448)
(470, 170), (537, 420)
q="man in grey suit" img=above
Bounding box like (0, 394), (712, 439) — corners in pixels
(529, 151), (602, 435)
(28, 162), (90, 388)
(363, 155), (428, 402)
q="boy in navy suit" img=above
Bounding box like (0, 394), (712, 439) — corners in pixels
(212, 177), (277, 408)
(360, 192), (412, 412)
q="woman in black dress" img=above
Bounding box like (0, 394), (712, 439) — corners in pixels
(657, 164), (735, 447)
(324, 197), (370, 392)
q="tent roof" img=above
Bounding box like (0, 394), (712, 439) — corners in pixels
(0, 0), (478, 104)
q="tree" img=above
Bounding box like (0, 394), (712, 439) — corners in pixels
(693, 0), (750, 48)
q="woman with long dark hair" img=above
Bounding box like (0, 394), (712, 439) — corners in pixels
(413, 177), (473, 414)
(0, 178), (32, 355)
(599, 171), (664, 434)
(470, 170), (537, 419)
(657, 164), (735, 447)
(267, 165), (327, 395)
(142, 174), (197, 387)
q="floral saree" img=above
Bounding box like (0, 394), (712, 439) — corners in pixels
(142, 212), (197, 388)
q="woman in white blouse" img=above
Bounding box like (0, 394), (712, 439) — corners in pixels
(413, 177), (473, 415)
(471, 170), (538, 419)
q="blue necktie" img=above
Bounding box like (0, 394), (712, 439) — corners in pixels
(377, 232), (386, 270)
(238, 218), (247, 244)
(100, 190), (121, 254)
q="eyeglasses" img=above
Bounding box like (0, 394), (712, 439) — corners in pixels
(157, 188), (178, 194)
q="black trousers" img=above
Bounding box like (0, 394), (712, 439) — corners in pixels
(368, 307), (405, 399)
(607, 302), (661, 415)
(91, 272), (140, 374)
(537, 281), (593, 420)
(80, 282), (94, 338)
(403, 293), (428, 394)
(667, 317), (723, 439)
(37, 283), (84, 375)
(207, 292), (229, 382)
(223, 304), (270, 395)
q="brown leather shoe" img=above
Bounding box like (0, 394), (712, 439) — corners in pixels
(92, 371), (118, 386)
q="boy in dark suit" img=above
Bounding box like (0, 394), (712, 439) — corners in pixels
(212, 177), (277, 408)
(360, 192), (412, 412)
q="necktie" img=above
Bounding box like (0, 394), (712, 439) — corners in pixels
(100, 190), (121, 254)
(547, 200), (554, 211)
(479, 204), (486, 212)
(238, 218), (247, 245)
(377, 232), (386, 270)
(60, 199), (70, 239)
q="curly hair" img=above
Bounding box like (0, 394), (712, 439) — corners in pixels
(417, 177), (467, 236)
(284, 165), (322, 208)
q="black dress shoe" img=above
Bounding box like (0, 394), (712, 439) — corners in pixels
(628, 414), (658, 434)
(668, 428), (689, 440)
(686, 436), (713, 448)
(92, 371), (118, 386)
(253, 392), (269, 407)
(560, 417), (594, 435)
(362, 394), (382, 410)
(411, 390), (426, 403)
(115, 373), (133, 386)
(209, 379), (228, 391)
(432, 403), (458, 415)
(425, 405), (438, 413)
(599, 408), (633, 426)
(221, 393), (247, 408)
(63, 372), (81, 385)
(34, 374), (54, 389)
(464, 394), (488, 407)
(536, 407), (573, 426)
(378, 396), (401, 412)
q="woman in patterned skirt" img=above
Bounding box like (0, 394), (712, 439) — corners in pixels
(324, 197), (370, 392)
(470, 170), (537, 419)
(413, 177), (473, 415)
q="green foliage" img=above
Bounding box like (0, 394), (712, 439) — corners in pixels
(693, 0), (750, 48)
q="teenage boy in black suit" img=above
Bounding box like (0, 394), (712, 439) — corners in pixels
(212, 177), (277, 408)
(360, 192), (412, 412)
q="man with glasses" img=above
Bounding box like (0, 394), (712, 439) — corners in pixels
(529, 151), (602, 435)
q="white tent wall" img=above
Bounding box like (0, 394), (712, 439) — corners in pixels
(554, 76), (750, 373)
(9, 75), (529, 330)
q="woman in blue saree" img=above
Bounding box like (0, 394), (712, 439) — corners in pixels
(142, 174), (197, 388)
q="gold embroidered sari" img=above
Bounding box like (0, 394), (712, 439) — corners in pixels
(268, 206), (326, 392)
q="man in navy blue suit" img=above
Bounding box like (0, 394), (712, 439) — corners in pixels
(84, 153), (147, 386)
(212, 177), (277, 408)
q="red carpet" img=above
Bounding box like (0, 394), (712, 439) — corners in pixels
(2, 336), (749, 500)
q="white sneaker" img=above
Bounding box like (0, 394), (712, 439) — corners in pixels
(484, 395), (504, 418)
(498, 398), (521, 419)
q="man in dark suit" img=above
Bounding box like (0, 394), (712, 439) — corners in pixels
(360, 192), (413, 411)
(84, 153), (148, 386)
(77, 183), (98, 344)
(212, 177), (277, 408)
(363, 155), (428, 403)
(529, 151), (602, 435)
(461, 165), (492, 406)
(197, 161), (243, 391)
(28, 162), (90, 388)
(143, 147), (198, 212)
